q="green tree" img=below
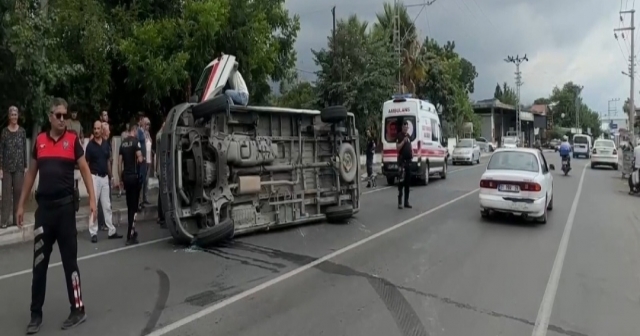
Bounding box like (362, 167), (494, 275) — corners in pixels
(493, 83), (502, 100)
(116, 0), (230, 107)
(548, 82), (601, 137)
(273, 81), (316, 109)
(494, 82), (517, 106)
(373, 2), (424, 93)
(533, 97), (551, 105)
(415, 37), (478, 133)
(313, 14), (396, 145)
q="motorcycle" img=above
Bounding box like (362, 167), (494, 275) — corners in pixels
(561, 157), (570, 175)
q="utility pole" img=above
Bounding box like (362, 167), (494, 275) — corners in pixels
(504, 54), (528, 141)
(574, 89), (581, 132)
(392, 0), (437, 93)
(615, 9), (635, 145)
(608, 98), (620, 123)
(331, 6), (337, 106)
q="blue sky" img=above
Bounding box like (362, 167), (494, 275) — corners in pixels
(286, 0), (634, 120)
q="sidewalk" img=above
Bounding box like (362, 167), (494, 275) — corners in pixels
(0, 188), (160, 247)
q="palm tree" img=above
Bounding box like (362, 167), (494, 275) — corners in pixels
(374, 2), (425, 94)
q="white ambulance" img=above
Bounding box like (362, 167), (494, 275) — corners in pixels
(381, 94), (448, 186)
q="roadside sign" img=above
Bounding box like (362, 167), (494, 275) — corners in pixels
(610, 122), (618, 130)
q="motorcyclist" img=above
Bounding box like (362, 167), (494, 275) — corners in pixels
(558, 135), (572, 170)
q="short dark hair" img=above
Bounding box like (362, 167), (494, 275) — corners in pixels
(49, 98), (68, 113)
(128, 123), (138, 132)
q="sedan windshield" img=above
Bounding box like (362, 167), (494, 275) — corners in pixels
(487, 151), (539, 173)
(457, 139), (473, 148)
(594, 141), (614, 148)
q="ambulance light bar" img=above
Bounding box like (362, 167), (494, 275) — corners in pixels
(392, 93), (413, 102)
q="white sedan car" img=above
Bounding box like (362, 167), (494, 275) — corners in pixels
(590, 139), (619, 170)
(479, 148), (554, 223)
(452, 139), (481, 165)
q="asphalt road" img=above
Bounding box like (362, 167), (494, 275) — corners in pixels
(0, 154), (638, 336)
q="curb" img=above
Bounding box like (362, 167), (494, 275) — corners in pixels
(0, 205), (159, 247)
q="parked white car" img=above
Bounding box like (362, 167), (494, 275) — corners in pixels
(479, 148), (554, 224)
(475, 137), (496, 152)
(502, 137), (518, 148)
(452, 138), (481, 165)
(590, 139), (619, 170)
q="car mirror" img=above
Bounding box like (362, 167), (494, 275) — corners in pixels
(549, 164), (555, 171)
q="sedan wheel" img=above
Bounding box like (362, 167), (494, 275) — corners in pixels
(537, 196), (548, 224)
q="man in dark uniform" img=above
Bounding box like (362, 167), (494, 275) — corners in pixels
(396, 121), (413, 209)
(16, 98), (97, 334)
(119, 122), (144, 245)
(365, 129), (376, 188)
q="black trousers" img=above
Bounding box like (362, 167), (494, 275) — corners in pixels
(397, 160), (411, 204)
(31, 198), (83, 317)
(123, 174), (141, 240)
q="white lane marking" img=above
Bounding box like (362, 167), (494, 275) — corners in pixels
(531, 165), (587, 336)
(0, 237), (172, 281)
(0, 163), (485, 281)
(361, 163), (486, 195)
(146, 188), (481, 336)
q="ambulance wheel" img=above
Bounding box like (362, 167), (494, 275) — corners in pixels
(321, 106), (348, 123)
(440, 163), (447, 179)
(386, 176), (395, 185)
(419, 163), (430, 186)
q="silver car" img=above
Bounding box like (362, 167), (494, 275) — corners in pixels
(452, 139), (482, 165)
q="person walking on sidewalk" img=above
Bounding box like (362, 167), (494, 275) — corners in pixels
(119, 122), (144, 245)
(0, 106), (27, 228)
(365, 129), (376, 188)
(86, 120), (122, 243)
(396, 121), (413, 209)
(16, 98), (97, 334)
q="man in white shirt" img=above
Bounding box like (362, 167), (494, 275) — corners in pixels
(224, 61), (249, 106)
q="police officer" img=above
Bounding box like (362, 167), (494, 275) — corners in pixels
(16, 98), (97, 334)
(119, 121), (144, 245)
(396, 121), (413, 209)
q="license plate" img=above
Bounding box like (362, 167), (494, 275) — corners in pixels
(510, 202), (528, 210)
(498, 184), (520, 192)
(600, 150), (610, 154)
(388, 164), (397, 169)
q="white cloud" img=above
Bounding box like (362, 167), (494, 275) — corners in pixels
(287, 0), (632, 118)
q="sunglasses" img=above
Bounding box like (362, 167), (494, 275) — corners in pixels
(52, 112), (67, 120)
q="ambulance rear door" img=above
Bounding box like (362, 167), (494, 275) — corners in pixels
(381, 98), (419, 164)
